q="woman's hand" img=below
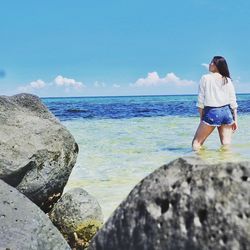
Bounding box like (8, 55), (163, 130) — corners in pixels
(232, 121), (238, 132)
(231, 109), (238, 133)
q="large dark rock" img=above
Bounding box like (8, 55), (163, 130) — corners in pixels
(0, 93), (79, 212)
(88, 157), (250, 250)
(50, 188), (103, 249)
(0, 179), (71, 250)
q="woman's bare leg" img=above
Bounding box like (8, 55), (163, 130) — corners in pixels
(217, 125), (233, 148)
(192, 122), (215, 150)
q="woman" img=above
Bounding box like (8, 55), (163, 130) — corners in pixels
(192, 56), (238, 151)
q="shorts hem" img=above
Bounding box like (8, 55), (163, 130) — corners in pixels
(202, 120), (234, 127)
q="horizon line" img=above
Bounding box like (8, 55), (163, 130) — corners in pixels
(41, 92), (250, 99)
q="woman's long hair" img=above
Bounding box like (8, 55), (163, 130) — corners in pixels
(212, 56), (231, 84)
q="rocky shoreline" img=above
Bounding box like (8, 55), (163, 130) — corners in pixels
(1, 93), (250, 250)
(0, 94), (103, 249)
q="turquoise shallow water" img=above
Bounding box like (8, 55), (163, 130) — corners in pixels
(63, 115), (250, 221)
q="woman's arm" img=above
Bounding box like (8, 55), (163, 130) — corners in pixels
(228, 80), (238, 132)
(229, 81), (238, 110)
(196, 76), (205, 109)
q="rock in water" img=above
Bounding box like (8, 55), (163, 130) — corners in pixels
(88, 157), (250, 250)
(50, 188), (104, 249)
(0, 179), (71, 250)
(0, 93), (79, 212)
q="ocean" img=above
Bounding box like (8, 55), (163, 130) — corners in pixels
(42, 94), (250, 220)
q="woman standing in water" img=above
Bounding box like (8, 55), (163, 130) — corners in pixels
(192, 56), (238, 151)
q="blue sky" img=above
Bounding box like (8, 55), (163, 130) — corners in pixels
(0, 0), (250, 97)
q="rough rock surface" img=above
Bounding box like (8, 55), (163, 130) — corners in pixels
(88, 157), (250, 250)
(50, 188), (104, 249)
(0, 179), (71, 250)
(0, 93), (79, 212)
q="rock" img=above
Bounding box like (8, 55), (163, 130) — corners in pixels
(0, 93), (79, 212)
(88, 157), (250, 250)
(0, 179), (71, 250)
(50, 188), (104, 249)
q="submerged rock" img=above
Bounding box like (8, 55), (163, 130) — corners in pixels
(0, 93), (79, 212)
(0, 179), (71, 250)
(50, 188), (104, 249)
(88, 157), (250, 250)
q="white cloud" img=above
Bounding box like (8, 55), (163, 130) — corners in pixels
(93, 81), (106, 88)
(133, 71), (195, 87)
(30, 79), (46, 89)
(54, 75), (85, 89)
(18, 75), (85, 93)
(202, 63), (209, 70)
(113, 84), (121, 88)
(18, 79), (46, 92)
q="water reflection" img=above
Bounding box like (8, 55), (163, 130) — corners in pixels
(193, 145), (244, 163)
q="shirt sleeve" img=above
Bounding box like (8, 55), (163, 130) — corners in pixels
(228, 81), (238, 109)
(196, 76), (205, 109)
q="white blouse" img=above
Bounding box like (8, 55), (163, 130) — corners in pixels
(196, 72), (238, 109)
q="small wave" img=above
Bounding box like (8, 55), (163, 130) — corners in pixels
(137, 108), (152, 112)
(161, 147), (192, 154)
(66, 109), (88, 113)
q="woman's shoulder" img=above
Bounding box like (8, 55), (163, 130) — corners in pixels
(202, 72), (229, 81)
(200, 73), (212, 83)
(201, 73), (214, 79)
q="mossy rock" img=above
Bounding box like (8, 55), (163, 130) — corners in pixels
(50, 188), (103, 249)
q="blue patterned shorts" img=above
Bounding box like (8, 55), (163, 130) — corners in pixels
(202, 105), (234, 126)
